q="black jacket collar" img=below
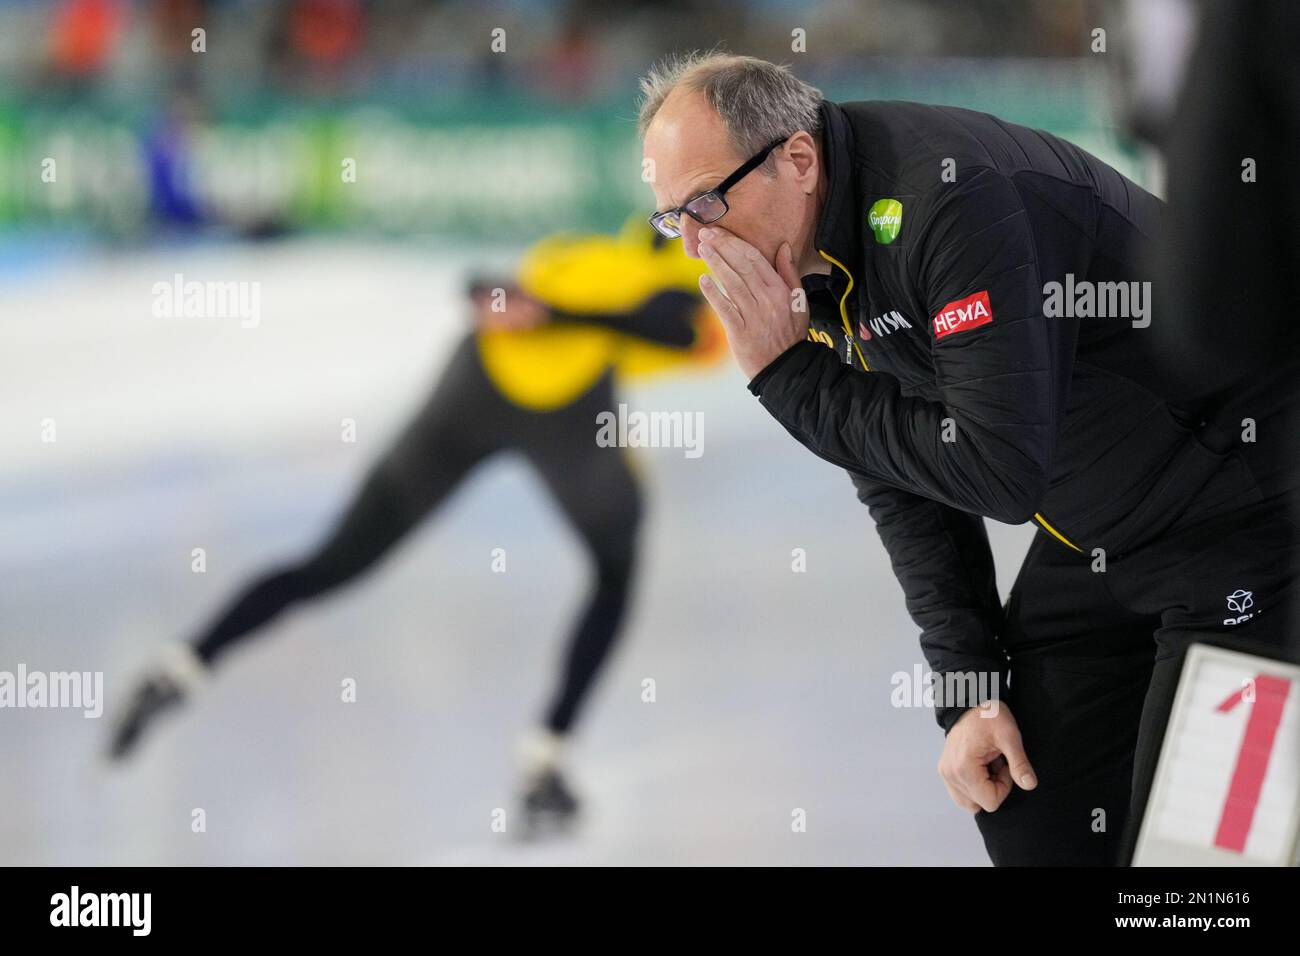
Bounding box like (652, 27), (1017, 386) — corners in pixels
(811, 99), (862, 281)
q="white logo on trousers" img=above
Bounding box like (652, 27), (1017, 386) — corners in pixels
(1224, 589), (1255, 625)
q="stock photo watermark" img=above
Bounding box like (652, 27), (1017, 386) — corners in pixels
(891, 664), (1002, 716)
(151, 273), (262, 328)
(0, 664), (104, 718)
(596, 404), (703, 459)
(1043, 273), (1151, 328)
(50, 886), (151, 936)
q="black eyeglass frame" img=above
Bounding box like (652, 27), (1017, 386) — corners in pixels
(647, 137), (788, 239)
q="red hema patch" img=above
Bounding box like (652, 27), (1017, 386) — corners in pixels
(932, 290), (993, 340)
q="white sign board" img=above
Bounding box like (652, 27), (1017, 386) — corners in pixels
(1134, 644), (1300, 866)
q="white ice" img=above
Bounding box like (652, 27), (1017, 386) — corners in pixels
(0, 237), (1034, 864)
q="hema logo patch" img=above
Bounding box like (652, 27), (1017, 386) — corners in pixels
(933, 290), (993, 339)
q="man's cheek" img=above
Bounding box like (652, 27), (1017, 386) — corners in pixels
(724, 225), (778, 268)
(717, 221), (764, 256)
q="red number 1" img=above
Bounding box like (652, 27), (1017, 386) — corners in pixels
(1214, 675), (1292, 853)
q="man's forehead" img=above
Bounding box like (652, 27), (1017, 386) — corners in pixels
(658, 164), (724, 208)
(644, 88), (739, 203)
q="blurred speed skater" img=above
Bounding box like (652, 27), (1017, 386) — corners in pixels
(108, 222), (723, 837)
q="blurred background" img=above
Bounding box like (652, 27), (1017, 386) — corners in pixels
(1, 0), (1176, 864)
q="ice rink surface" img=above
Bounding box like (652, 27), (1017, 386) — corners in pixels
(0, 237), (1036, 865)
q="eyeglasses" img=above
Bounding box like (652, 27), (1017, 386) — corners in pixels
(647, 137), (788, 239)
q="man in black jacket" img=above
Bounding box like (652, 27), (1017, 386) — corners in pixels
(639, 52), (1299, 865)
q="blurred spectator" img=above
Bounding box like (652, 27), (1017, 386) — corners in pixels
(47, 0), (126, 82)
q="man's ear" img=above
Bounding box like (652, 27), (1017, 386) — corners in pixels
(784, 130), (819, 193)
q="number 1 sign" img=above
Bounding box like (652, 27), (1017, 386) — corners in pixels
(1134, 644), (1300, 866)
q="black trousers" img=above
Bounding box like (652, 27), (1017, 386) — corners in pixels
(975, 447), (1298, 865)
(193, 333), (643, 735)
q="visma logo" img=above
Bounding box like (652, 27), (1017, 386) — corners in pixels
(868, 199), (903, 244)
(1224, 589), (1255, 626)
(860, 310), (912, 340)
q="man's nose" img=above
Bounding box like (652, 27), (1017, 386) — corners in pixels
(681, 217), (702, 259)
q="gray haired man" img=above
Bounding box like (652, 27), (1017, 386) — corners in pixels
(639, 52), (1298, 865)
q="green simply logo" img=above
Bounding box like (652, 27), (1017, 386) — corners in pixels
(868, 199), (903, 244)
